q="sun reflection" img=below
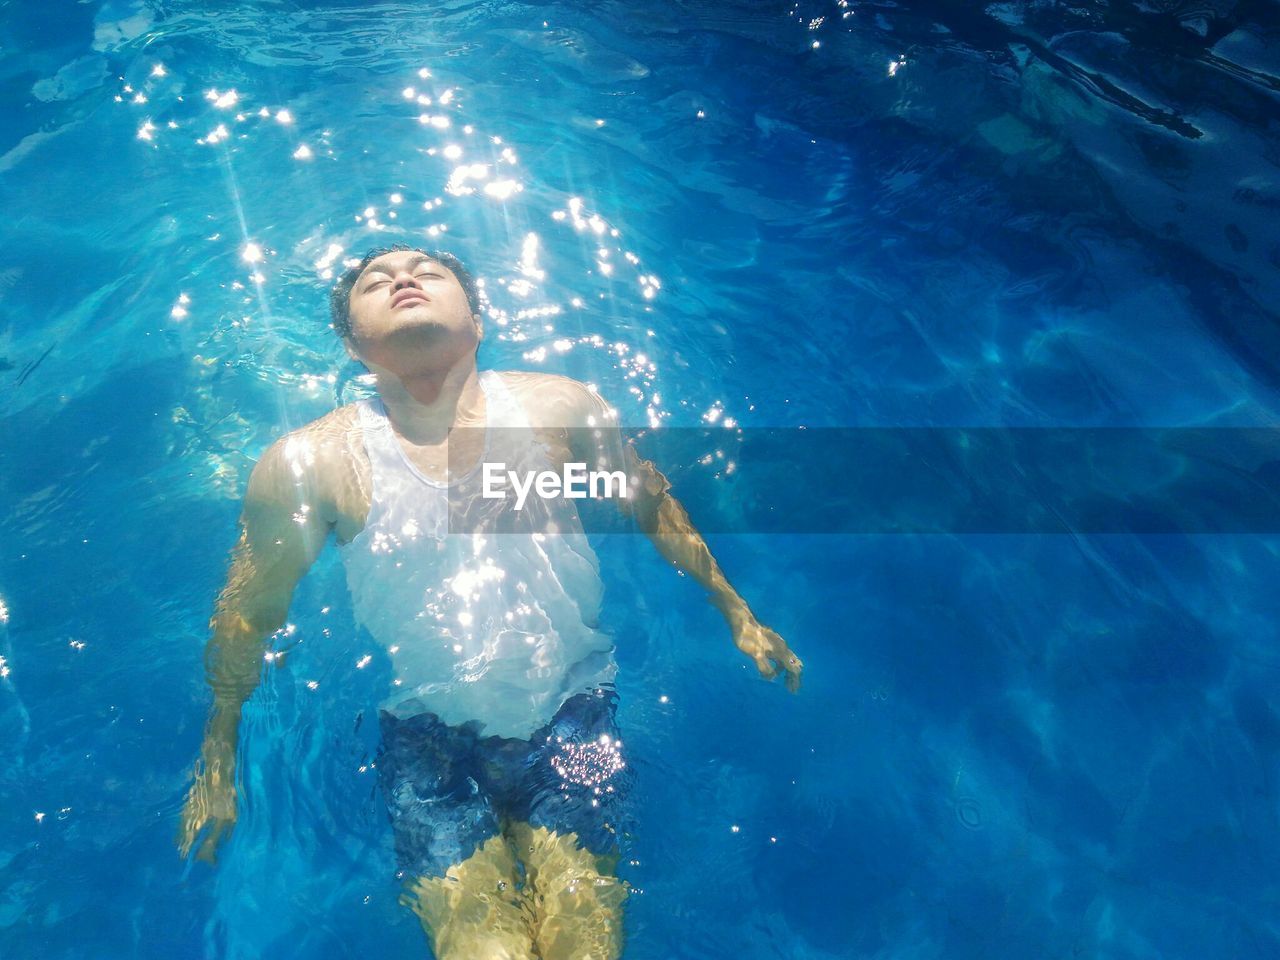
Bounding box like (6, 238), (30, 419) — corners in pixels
(446, 163), (490, 195)
(199, 123), (230, 145)
(484, 180), (520, 200)
(551, 733), (625, 790)
(314, 244), (344, 275)
(150, 67), (686, 431)
(205, 88), (239, 109)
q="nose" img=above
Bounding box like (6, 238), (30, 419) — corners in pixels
(392, 270), (422, 291)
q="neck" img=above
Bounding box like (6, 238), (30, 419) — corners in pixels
(371, 357), (484, 444)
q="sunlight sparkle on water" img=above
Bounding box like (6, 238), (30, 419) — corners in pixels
(206, 88), (239, 109)
(484, 180), (521, 200)
(519, 234), (545, 281)
(552, 735), (625, 789)
(446, 163), (490, 196)
(314, 244), (344, 273)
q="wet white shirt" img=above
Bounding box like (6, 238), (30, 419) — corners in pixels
(338, 371), (617, 740)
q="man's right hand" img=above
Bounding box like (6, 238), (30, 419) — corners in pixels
(177, 737), (238, 863)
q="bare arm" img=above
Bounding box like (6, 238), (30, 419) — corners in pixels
(178, 434), (332, 861)
(566, 383), (803, 692)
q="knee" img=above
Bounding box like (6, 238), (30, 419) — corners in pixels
(512, 825), (628, 912)
(432, 932), (538, 960)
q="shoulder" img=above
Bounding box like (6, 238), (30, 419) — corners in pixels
(249, 404), (364, 502)
(492, 370), (613, 428)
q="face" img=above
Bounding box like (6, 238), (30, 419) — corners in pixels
(344, 250), (481, 370)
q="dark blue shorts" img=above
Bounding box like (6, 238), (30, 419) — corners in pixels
(376, 689), (630, 879)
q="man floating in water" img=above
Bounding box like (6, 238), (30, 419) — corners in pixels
(177, 244), (802, 959)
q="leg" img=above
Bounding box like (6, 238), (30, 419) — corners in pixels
(376, 710), (536, 959)
(505, 690), (632, 959)
(507, 822), (627, 960)
(403, 832), (537, 960)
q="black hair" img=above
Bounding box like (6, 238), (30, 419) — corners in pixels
(328, 244), (482, 340)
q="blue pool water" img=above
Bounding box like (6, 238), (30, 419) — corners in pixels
(2, 0), (1279, 956)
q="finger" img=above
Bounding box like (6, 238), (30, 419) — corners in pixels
(782, 654), (803, 693)
(197, 822), (225, 864)
(785, 663), (803, 694)
(180, 823), (204, 861)
(755, 655), (781, 680)
(176, 806), (203, 858)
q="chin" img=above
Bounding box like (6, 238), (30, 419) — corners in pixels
(388, 315), (450, 339)
(380, 323), (474, 360)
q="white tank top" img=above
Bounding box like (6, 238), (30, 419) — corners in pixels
(338, 370), (617, 739)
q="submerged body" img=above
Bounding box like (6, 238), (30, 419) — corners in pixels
(340, 370), (616, 738)
(178, 246), (803, 959)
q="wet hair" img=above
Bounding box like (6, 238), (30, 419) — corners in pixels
(328, 243), (482, 341)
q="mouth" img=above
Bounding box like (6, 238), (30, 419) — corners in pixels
(391, 291), (430, 309)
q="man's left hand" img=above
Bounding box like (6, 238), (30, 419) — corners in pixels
(733, 618), (803, 693)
